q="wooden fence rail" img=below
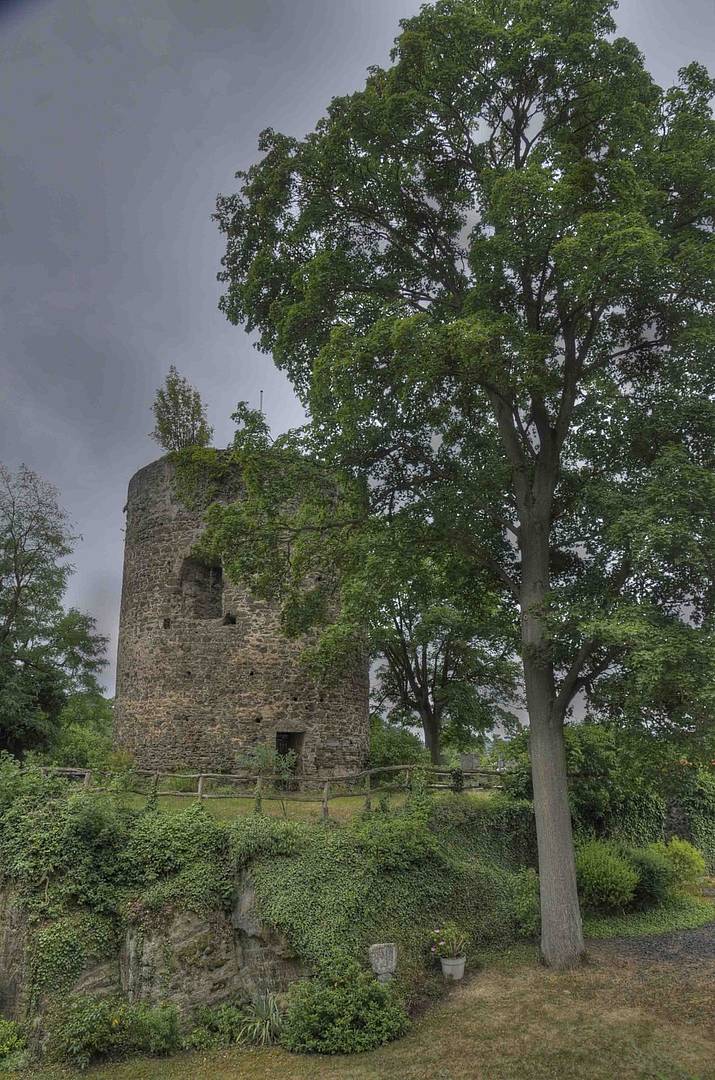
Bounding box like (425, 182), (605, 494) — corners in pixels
(33, 762), (511, 819)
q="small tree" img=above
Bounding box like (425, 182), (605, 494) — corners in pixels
(150, 366), (213, 452)
(0, 464), (107, 754)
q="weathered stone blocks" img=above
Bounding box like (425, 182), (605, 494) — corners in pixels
(114, 456), (369, 775)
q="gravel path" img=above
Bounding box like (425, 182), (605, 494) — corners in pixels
(588, 922), (715, 967)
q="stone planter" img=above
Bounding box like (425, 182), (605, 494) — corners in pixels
(440, 955), (466, 981)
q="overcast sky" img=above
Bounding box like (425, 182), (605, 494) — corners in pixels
(1, 0), (713, 692)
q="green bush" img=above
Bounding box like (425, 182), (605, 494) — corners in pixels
(229, 814), (310, 869)
(183, 1002), (248, 1050)
(353, 813), (440, 872)
(511, 868), (540, 938)
(618, 845), (676, 909)
(45, 996), (180, 1070)
(655, 836), (706, 888)
(429, 793), (537, 868)
(575, 840), (639, 912)
(367, 715), (430, 770)
(280, 958), (409, 1055)
(664, 766), (715, 872)
(0, 1018), (24, 1060)
(236, 993), (283, 1047)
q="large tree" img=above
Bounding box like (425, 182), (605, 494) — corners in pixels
(215, 0), (714, 966)
(0, 464), (107, 755)
(185, 406), (519, 764)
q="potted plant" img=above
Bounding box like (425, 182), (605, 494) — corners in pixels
(429, 922), (468, 980)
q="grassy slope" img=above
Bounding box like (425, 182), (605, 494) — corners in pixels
(118, 790), (416, 823)
(29, 908), (715, 1080)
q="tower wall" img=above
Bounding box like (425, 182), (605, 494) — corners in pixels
(114, 457), (369, 775)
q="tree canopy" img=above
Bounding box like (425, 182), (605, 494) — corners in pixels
(182, 405), (519, 763)
(215, 0), (714, 966)
(0, 464), (107, 755)
(150, 365), (213, 452)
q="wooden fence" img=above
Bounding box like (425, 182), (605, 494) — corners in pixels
(36, 763), (510, 820)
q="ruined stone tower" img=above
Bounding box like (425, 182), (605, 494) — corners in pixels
(114, 457), (369, 775)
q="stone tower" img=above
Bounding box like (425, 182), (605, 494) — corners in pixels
(114, 457), (369, 775)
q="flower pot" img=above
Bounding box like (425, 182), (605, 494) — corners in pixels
(440, 955), (466, 981)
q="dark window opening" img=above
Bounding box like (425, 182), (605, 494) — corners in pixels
(276, 732), (304, 789)
(162, 617), (171, 629)
(276, 731), (304, 764)
(180, 557), (222, 618)
(222, 611), (236, 625)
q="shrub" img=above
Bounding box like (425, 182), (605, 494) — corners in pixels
(655, 837), (706, 888)
(237, 992), (283, 1046)
(280, 958), (409, 1055)
(511, 867), (540, 938)
(367, 715), (430, 770)
(499, 725), (666, 846)
(229, 814), (310, 869)
(45, 996), (180, 1070)
(575, 840), (639, 912)
(353, 813), (440, 872)
(183, 1002), (248, 1050)
(618, 845), (676, 909)
(0, 1018), (24, 1060)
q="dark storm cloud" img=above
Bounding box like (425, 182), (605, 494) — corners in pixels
(1, 0), (713, 691)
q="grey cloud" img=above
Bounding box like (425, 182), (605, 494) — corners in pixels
(1, 0), (712, 691)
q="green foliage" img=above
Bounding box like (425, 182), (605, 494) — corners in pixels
(583, 894), (715, 939)
(150, 365), (213, 452)
(236, 992), (284, 1047)
(182, 1003), (248, 1051)
(352, 812), (440, 872)
(0, 1019), (24, 1060)
(618, 845), (677, 909)
(0, 464), (107, 756)
(229, 814), (310, 869)
(428, 792), (537, 869)
(501, 724), (667, 846)
(28, 913), (117, 999)
(280, 957), (409, 1055)
(215, 0), (715, 957)
(45, 996), (180, 1070)
(511, 868), (541, 939)
(655, 837), (706, 888)
(429, 921), (468, 959)
(575, 840), (639, 912)
(666, 767), (715, 872)
(248, 794), (539, 986)
(45, 691), (114, 769)
(367, 715), (430, 769)
(0, 780), (132, 919)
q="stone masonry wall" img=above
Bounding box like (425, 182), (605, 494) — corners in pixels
(114, 456), (369, 775)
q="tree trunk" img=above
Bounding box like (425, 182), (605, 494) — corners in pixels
(422, 713), (441, 765)
(521, 510), (584, 969)
(528, 699), (584, 967)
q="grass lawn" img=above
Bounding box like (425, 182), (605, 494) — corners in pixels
(28, 902), (715, 1080)
(116, 788), (494, 823)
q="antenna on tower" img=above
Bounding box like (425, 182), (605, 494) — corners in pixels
(259, 389), (264, 414)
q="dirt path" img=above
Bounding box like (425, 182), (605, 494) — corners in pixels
(588, 922), (715, 967)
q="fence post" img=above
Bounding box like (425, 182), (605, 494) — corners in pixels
(197, 774), (205, 801)
(152, 772), (159, 799)
(254, 775), (262, 814)
(364, 773), (371, 812)
(322, 781), (330, 822)
(83, 769), (92, 790)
